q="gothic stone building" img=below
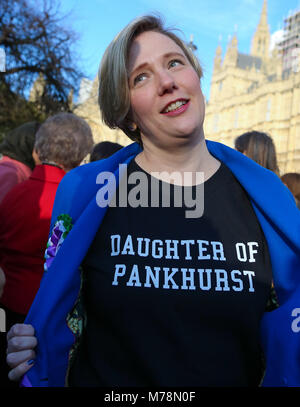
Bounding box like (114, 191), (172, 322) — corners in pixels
(73, 75), (131, 148)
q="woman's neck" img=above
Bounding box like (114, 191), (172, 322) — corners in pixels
(135, 136), (220, 185)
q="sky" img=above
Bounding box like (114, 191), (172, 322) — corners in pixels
(53, 0), (300, 101)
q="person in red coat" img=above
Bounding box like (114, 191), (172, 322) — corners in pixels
(0, 113), (93, 386)
(0, 163), (66, 316)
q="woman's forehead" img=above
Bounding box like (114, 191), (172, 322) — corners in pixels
(128, 31), (185, 73)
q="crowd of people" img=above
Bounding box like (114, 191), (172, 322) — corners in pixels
(0, 115), (121, 386)
(0, 14), (300, 388)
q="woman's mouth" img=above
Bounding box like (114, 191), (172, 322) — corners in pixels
(161, 99), (190, 116)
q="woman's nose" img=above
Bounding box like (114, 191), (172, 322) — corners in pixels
(157, 70), (177, 95)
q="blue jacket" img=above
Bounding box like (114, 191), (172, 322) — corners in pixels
(23, 141), (300, 387)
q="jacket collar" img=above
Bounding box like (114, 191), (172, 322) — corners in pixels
(30, 164), (66, 184)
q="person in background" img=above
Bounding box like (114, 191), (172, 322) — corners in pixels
(234, 131), (279, 175)
(281, 172), (300, 209)
(89, 141), (123, 162)
(0, 122), (40, 204)
(0, 112), (93, 387)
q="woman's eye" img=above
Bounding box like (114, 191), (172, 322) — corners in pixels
(133, 73), (147, 86)
(168, 59), (183, 68)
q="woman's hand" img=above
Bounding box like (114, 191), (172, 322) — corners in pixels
(6, 323), (37, 381)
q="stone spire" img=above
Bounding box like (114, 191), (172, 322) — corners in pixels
(29, 73), (45, 102)
(250, 0), (270, 59)
(223, 33), (238, 67)
(259, 0), (268, 26)
(213, 35), (223, 72)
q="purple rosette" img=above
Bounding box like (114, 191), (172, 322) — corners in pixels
(44, 214), (73, 272)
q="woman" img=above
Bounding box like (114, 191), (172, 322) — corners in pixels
(234, 131), (279, 175)
(0, 112), (93, 386)
(6, 15), (300, 387)
(0, 122), (40, 204)
(0, 112), (93, 321)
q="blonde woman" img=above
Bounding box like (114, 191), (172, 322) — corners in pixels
(6, 15), (300, 387)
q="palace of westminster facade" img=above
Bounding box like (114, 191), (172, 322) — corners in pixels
(205, 0), (300, 173)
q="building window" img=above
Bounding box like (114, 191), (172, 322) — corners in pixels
(234, 109), (239, 128)
(219, 81), (223, 91)
(212, 114), (219, 133)
(266, 99), (271, 121)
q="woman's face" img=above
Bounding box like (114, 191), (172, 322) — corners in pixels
(128, 30), (205, 148)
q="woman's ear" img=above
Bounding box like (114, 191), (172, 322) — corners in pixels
(123, 108), (138, 132)
(32, 148), (42, 165)
(128, 122), (137, 131)
(123, 115), (138, 132)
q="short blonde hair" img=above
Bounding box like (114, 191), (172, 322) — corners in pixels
(98, 15), (203, 142)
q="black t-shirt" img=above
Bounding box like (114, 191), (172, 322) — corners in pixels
(68, 160), (272, 387)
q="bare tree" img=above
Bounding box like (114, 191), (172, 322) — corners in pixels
(0, 0), (84, 136)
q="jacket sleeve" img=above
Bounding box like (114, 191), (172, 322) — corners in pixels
(23, 165), (96, 386)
